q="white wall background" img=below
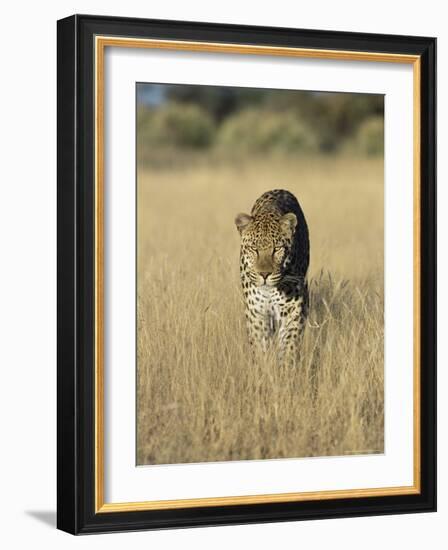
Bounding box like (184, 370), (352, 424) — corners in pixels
(0, 1), (444, 547)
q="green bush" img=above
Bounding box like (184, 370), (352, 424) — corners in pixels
(216, 109), (318, 154)
(352, 116), (384, 156)
(138, 103), (215, 149)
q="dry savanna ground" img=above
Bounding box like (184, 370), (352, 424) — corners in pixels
(137, 155), (384, 465)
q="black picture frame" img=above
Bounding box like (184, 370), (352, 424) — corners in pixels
(57, 14), (436, 535)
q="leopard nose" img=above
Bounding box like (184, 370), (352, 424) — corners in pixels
(259, 271), (271, 281)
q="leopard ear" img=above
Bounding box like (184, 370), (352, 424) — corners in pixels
(280, 212), (297, 236)
(235, 213), (253, 234)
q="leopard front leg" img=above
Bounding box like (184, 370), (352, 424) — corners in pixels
(243, 282), (277, 354)
(277, 293), (307, 366)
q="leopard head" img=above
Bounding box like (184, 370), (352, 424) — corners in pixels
(235, 210), (297, 287)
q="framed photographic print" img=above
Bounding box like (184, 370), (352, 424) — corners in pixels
(57, 14), (436, 534)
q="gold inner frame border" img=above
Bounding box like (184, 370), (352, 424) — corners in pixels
(94, 35), (421, 513)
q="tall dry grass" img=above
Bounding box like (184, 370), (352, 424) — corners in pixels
(137, 155), (384, 465)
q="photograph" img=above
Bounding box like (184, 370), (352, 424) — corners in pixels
(136, 83), (385, 466)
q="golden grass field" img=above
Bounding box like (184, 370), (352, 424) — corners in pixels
(136, 155), (384, 465)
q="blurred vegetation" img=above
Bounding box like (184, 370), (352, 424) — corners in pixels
(137, 84), (384, 165)
(349, 116), (384, 156)
(217, 109), (318, 154)
(137, 102), (215, 149)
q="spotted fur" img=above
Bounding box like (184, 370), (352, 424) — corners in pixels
(235, 189), (310, 364)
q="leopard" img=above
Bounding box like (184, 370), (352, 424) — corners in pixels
(235, 189), (310, 364)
